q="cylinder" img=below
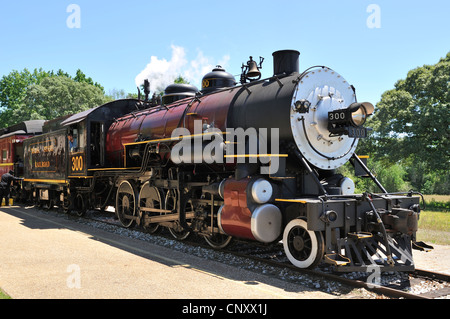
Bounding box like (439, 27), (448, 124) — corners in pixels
(251, 178), (273, 204)
(218, 178), (281, 243)
(272, 50), (300, 76)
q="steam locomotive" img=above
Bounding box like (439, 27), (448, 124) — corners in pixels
(4, 49), (430, 272)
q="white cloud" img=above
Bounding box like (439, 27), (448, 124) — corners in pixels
(135, 45), (231, 93)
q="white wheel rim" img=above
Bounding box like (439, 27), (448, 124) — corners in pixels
(283, 219), (319, 268)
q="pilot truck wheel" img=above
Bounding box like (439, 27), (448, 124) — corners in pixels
(283, 218), (325, 269)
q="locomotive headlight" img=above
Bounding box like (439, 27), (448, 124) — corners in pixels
(328, 102), (374, 138)
(349, 102), (374, 127)
(350, 105), (367, 127)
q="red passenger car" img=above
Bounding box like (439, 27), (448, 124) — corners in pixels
(0, 120), (45, 177)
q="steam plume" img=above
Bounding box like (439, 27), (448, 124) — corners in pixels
(135, 45), (230, 93)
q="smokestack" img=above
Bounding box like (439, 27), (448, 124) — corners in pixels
(272, 50), (300, 76)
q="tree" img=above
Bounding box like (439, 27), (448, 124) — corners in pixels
(358, 52), (449, 193)
(73, 69), (105, 93)
(23, 76), (107, 120)
(0, 68), (107, 127)
(360, 53), (449, 171)
(0, 68), (52, 127)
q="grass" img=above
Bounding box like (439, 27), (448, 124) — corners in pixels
(417, 209), (450, 245)
(0, 288), (11, 299)
(413, 194), (449, 245)
(422, 194), (450, 212)
(423, 194), (450, 202)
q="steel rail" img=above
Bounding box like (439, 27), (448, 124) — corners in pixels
(224, 248), (432, 299)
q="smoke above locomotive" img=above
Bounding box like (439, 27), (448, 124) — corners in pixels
(134, 45), (230, 94)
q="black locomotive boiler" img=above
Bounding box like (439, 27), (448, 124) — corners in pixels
(17, 49), (429, 272)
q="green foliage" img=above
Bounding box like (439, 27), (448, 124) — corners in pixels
(369, 52), (449, 172)
(73, 69), (105, 93)
(425, 199), (450, 212)
(423, 172), (449, 195)
(0, 68), (107, 127)
(0, 288), (11, 299)
(358, 52), (450, 194)
(422, 195), (450, 212)
(338, 159), (410, 194)
(24, 76), (107, 120)
(0, 67), (181, 128)
(174, 75), (190, 84)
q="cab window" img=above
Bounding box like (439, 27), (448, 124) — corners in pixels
(68, 129), (78, 152)
(68, 123), (86, 153)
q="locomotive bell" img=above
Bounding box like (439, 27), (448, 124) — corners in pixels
(246, 57), (261, 78)
(240, 56), (264, 84)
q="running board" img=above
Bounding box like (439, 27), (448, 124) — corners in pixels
(412, 241), (434, 252)
(326, 234), (416, 272)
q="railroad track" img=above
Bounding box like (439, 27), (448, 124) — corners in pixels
(42, 206), (450, 299)
(410, 269), (450, 298)
(225, 239), (450, 299)
(227, 245), (450, 299)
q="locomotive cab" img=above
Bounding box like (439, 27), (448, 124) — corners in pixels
(61, 99), (143, 172)
(65, 121), (105, 174)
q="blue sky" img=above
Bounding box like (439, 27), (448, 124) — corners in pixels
(0, 0), (448, 105)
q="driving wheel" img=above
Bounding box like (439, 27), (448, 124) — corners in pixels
(139, 182), (162, 234)
(165, 190), (191, 240)
(116, 180), (137, 228)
